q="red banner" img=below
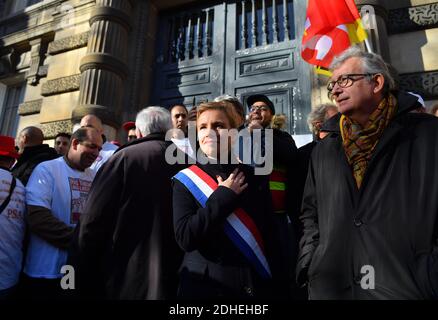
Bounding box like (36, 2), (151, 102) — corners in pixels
(301, 0), (367, 72)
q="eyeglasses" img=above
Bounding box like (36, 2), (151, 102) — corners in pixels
(250, 105), (270, 113)
(327, 73), (376, 99)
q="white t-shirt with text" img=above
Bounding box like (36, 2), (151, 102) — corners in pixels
(89, 141), (118, 175)
(0, 169), (26, 290)
(24, 157), (94, 279)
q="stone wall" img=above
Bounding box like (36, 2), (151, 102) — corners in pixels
(387, 1), (438, 109)
(0, 0), (96, 140)
(1, 0), (437, 141)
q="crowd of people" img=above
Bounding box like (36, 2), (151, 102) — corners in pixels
(0, 47), (438, 300)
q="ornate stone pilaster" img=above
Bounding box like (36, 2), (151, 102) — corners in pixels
(72, 0), (133, 128)
(26, 38), (43, 85)
(355, 0), (390, 62)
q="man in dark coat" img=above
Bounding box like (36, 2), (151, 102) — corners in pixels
(71, 107), (185, 299)
(245, 94), (302, 299)
(12, 126), (59, 185)
(297, 46), (438, 299)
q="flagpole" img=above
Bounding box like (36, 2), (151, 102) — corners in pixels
(364, 31), (373, 53)
(361, 9), (373, 53)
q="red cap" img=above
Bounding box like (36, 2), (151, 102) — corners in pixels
(122, 121), (135, 132)
(0, 135), (19, 159)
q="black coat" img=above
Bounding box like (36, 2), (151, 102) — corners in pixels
(239, 127), (302, 298)
(297, 91), (438, 299)
(270, 129), (304, 298)
(172, 162), (289, 299)
(12, 144), (59, 185)
(272, 129), (299, 217)
(297, 141), (317, 209)
(70, 133), (185, 299)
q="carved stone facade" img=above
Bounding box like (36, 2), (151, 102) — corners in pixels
(37, 65), (48, 77)
(315, 0), (438, 110)
(18, 99), (42, 115)
(386, 2), (438, 107)
(40, 119), (73, 139)
(0, 0), (437, 141)
(47, 31), (90, 55)
(71, 0), (133, 134)
(41, 74), (81, 96)
(388, 3), (438, 34)
(399, 70), (438, 99)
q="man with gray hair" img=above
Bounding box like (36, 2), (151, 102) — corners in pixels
(297, 103), (338, 218)
(306, 103), (338, 140)
(298, 103), (338, 169)
(297, 46), (438, 299)
(71, 106), (185, 299)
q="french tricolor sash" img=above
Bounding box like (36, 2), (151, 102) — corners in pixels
(173, 165), (272, 279)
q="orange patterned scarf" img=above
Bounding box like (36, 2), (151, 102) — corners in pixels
(340, 94), (397, 189)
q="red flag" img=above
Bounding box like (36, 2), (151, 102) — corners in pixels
(301, 0), (367, 73)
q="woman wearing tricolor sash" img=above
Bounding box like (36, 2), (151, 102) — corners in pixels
(172, 101), (285, 299)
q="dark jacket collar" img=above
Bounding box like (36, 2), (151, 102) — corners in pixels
(19, 144), (57, 161)
(321, 91), (420, 134)
(115, 132), (167, 153)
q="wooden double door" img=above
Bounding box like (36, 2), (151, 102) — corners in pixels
(152, 0), (311, 134)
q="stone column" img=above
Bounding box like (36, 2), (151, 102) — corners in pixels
(355, 0), (390, 61)
(72, 0), (132, 134)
